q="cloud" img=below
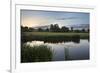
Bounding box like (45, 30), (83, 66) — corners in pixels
(56, 17), (80, 21)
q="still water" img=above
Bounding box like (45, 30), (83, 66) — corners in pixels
(24, 39), (89, 61)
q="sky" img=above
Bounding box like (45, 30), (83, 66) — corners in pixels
(21, 10), (89, 28)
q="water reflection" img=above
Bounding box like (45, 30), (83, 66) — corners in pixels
(21, 35), (82, 44)
(24, 39), (89, 61)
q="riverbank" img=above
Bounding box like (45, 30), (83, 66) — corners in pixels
(21, 32), (89, 43)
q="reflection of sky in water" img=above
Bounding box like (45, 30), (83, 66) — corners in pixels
(25, 40), (89, 61)
(26, 41), (44, 46)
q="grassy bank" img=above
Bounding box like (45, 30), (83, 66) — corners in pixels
(21, 32), (89, 43)
(22, 32), (89, 38)
(21, 44), (53, 63)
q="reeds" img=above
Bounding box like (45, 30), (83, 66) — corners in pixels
(21, 44), (53, 63)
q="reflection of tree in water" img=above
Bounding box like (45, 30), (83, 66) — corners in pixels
(22, 36), (81, 44)
(64, 46), (72, 60)
(44, 38), (80, 44)
(22, 34), (81, 44)
(88, 38), (90, 42)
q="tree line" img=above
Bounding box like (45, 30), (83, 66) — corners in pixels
(21, 24), (89, 32)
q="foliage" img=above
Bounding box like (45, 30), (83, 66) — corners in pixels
(61, 26), (69, 32)
(21, 24), (89, 33)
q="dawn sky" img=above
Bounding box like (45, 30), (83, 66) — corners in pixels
(21, 10), (89, 27)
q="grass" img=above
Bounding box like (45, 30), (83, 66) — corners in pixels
(22, 32), (89, 38)
(21, 32), (89, 43)
(21, 44), (53, 63)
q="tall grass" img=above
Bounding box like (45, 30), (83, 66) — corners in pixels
(21, 44), (53, 63)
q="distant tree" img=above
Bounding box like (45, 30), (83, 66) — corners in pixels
(21, 26), (24, 32)
(50, 24), (54, 32)
(71, 27), (73, 32)
(24, 27), (28, 31)
(81, 28), (85, 32)
(45, 28), (49, 32)
(21, 26), (29, 32)
(53, 24), (60, 32)
(38, 28), (43, 31)
(61, 26), (69, 32)
(87, 28), (89, 32)
(74, 30), (80, 32)
(28, 27), (34, 32)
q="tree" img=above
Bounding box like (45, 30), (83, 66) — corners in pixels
(21, 26), (29, 32)
(21, 26), (24, 32)
(53, 24), (60, 32)
(61, 26), (69, 32)
(71, 27), (73, 32)
(28, 27), (34, 32)
(87, 28), (89, 32)
(38, 28), (43, 31)
(50, 24), (54, 32)
(45, 28), (49, 32)
(74, 30), (80, 32)
(81, 28), (85, 32)
(24, 27), (28, 31)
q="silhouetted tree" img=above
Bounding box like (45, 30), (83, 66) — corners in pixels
(50, 24), (54, 32)
(81, 28), (85, 32)
(28, 27), (34, 32)
(38, 28), (43, 31)
(53, 24), (60, 32)
(50, 24), (60, 32)
(21, 26), (29, 32)
(61, 26), (69, 32)
(71, 27), (73, 32)
(45, 28), (49, 32)
(87, 28), (89, 32)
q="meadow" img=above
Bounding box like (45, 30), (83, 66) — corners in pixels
(21, 32), (89, 43)
(22, 32), (89, 37)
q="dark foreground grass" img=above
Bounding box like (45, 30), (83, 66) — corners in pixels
(21, 44), (53, 63)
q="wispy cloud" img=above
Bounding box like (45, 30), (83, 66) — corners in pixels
(21, 10), (89, 27)
(56, 17), (80, 21)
